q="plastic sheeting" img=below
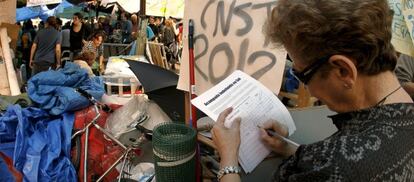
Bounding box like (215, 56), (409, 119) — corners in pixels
(16, 0), (73, 22)
(28, 62), (105, 115)
(0, 105), (76, 182)
(0, 155), (16, 182)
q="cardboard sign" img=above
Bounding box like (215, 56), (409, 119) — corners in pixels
(178, 0), (287, 95)
(146, 0), (167, 17)
(389, 0), (414, 56)
(26, 0), (62, 7)
(164, 0), (185, 18)
(116, 0), (140, 13)
(402, 0), (414, 56)
(0, 0), (16, 24)
(146, 0), (185, 18)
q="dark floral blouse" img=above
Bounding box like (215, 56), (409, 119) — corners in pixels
(274, 103), (414, 182)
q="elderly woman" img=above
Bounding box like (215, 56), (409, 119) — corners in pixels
(73, 51), (95, 77)
(212, 0), (414, 181)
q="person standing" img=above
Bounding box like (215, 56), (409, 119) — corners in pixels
(130, 14), (155, 41)
(21, 20), (37, 80)
(29, 16), (62, 76)
(70, 12), (91, 57)
(114, 12), (133, 43)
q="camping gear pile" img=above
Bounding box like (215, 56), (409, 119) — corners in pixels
(0, 57), (196, 181)
(0, 61), (181, 181)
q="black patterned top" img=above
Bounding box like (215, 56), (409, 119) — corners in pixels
(274, 103), (414, 182)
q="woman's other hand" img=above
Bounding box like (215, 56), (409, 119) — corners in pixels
(212, 108), (241, 166)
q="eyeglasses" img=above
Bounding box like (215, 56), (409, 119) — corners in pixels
(290, 55), (332, 84)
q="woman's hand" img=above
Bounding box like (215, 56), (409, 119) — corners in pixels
(259, 120), (298, 158)
(212, 108), (241, 166)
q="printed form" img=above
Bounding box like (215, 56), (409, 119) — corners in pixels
(192, 70), (296, 173)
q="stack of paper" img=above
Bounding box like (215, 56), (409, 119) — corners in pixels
(191, 70), (296, 173)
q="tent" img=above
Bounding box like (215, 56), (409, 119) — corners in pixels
(56, 5), (110, 19)
(100, 0), (185, 18)
(101, 0), (140, 14)
(16, 0), (74, 21)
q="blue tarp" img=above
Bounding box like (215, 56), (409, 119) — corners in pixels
(0, 105), (76, 182)
(0, 155), (16, 182)
(28, 62), (104, 115)
(16, 0), (74, 22)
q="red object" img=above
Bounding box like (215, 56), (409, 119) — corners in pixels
(0, 152), (23, 182)
(188, 19), (201, 182)
(72, 104), (124, 182)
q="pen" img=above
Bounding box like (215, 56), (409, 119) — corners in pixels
(257, 126), (300, 147)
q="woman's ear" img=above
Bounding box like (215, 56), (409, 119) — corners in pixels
(328, 55), (358, 88)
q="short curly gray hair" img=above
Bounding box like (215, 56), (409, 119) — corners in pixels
(265, 0), (397, 75)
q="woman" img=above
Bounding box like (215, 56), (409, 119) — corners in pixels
(73, 51), (95, 77)
(212, 0), (414, 181)
(161, 18), (176, 47)
(70, 12), (91, 56)
(82, 32), (104, 75)
(162, 18), (178, 69)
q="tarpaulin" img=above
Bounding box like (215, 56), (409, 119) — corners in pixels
(16, 0), (73, 22)
(0, 105), (76, 182)
(0, 154), (16, 182)
(28, 62), (105, 115)
(0, 152), (23, 182)
(0, 107), (20, 144)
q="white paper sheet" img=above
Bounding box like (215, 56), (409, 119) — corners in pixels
(191, 70), (296, 173)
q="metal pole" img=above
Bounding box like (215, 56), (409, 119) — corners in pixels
(83, 126), (89, 182)
(96, 151), (128, 182)
(188, 19), (197, 128)
(188, 19), (201, 182)
(118, 148), (132, 182)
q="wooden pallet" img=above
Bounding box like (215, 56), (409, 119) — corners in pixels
(147, 41), (170, 69)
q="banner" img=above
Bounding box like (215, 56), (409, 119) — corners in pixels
(116, 0), (140, 13)
(178, 0), (286, 95)
(27, 0), (62, 7)
(146, 0), (185, 18)
(0, 0), (16, 24)
(389, 0), (414, 56)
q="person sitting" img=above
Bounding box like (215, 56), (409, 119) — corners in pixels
(212, 0), (414, 181)
(73, 51), (95, 77)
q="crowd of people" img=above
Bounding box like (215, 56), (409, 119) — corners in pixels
(16, 11), (183, 82)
